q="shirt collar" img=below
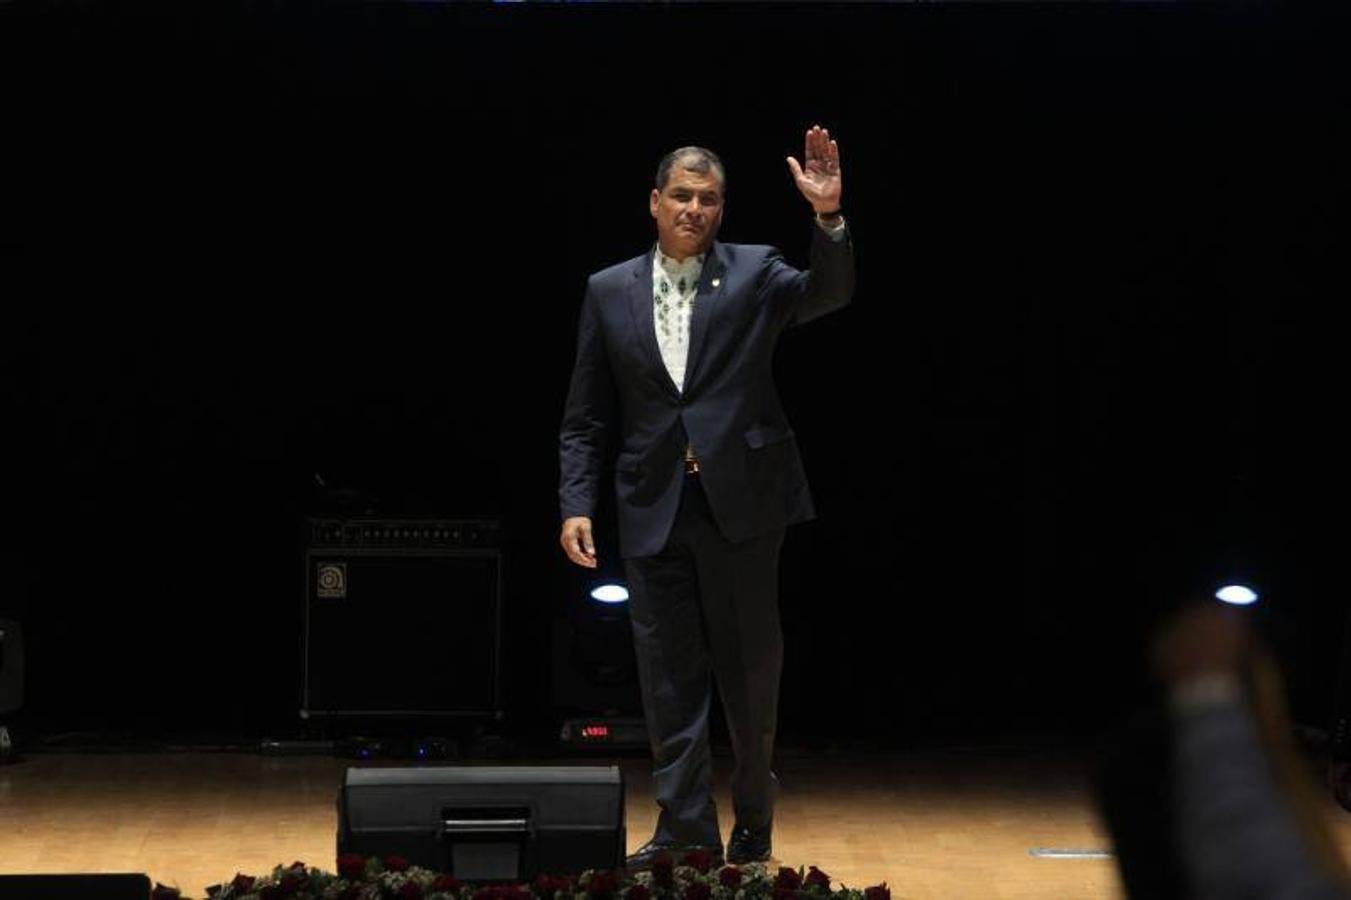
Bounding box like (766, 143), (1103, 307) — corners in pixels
(654, 244), (706, 279)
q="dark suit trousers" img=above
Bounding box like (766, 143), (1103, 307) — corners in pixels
(624, 473), (785, 847)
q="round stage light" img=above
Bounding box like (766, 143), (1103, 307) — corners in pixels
(1215, 584), (1259, 606)
(590, 584), (630, 604)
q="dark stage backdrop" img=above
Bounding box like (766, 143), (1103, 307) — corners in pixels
(2, 3), (1343, 741)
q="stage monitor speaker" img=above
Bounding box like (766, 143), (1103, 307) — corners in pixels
(338, 765), (624, 880)
(0, 618), (23, 715)
(302, 518), (503, 718)
(0, 874), (151, 899)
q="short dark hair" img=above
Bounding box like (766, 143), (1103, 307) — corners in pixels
(655, 147), (726, 194)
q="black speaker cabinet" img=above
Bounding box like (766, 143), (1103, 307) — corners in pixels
(302, 518), (503, 718)
(0, 874), (151, 900)
(338, 766), (625, 880)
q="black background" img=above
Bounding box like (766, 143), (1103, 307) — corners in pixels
(2, 2), (1344, 746)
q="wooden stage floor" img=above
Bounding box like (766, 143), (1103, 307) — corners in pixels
(3, 745), (1351, 899)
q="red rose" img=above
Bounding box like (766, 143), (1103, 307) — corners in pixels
(434, 874), (463, 893)
(385, 855), (412, 873)
(279, 872), (305, 896)
(773, 889), (799, 900)
(626, 884), (651, 900)
(774, 868), (803, 891)
(681, 849), (712, 874)
(683, 883), (711, 900)
(289, 861), (307, 871)
(535, 874), (576, 897)
(338, 854), (368, 880)
(400, 882), (426, 900)
(587, 870), (620, 900)
(718, 867), (743, 890)
(259, 886), (283, 900)
(151, 885), (181, 900)
(804, 867), (831, 891)
(864, 885), (890, 900)
(230, 874), (257, 894)
(650, 853), (675, 884)
(474, 886), (501, 900)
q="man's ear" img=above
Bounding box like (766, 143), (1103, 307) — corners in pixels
(649, 189), (660, 219)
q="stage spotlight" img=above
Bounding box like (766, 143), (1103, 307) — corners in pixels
(590, 583), (629, 604)
(1216, 584), (1259, 606)
(550, 578), (642, 735)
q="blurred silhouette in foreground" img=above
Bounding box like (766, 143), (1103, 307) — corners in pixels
(1098, 602), (1351, 899)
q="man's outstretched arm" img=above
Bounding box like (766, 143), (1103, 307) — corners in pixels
(764, 123), (855, 326)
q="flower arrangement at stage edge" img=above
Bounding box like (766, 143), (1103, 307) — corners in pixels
(146, 854), (894, 900)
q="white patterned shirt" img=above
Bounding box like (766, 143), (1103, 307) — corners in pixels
(651, 246), (705, 393)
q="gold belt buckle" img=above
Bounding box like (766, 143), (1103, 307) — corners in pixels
(684, 447), (700, 475)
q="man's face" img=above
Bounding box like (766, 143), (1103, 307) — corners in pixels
(650, 162), (724, 260)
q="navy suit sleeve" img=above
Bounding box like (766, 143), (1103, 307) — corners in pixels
(759, 222), (856, 327)
(559, 280), (617, 521)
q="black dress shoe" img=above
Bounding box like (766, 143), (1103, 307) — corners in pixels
(726, 823), (772, 864)
(625, 838), (725, 870)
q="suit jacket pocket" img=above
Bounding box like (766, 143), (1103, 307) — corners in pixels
(744, 424), (795, 450)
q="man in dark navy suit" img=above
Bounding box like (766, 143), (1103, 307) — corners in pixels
(559, 125), (854, 868)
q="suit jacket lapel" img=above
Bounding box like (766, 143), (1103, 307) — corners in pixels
(683, 240), (728, 395)
(627, 249), (681, 399)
